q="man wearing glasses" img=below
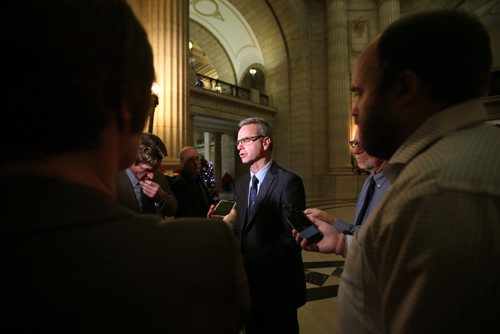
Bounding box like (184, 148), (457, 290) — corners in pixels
(304, 128), (388, 256)
(232, 117), (306, 334)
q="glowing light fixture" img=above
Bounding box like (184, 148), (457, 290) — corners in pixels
(151, 82), (161, 96)
(149, 82), (161, 133)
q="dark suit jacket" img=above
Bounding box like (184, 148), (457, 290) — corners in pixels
(1, 174), (250, 333)
(115, 169), (177, 217)
(233, 161), (306, 310)
(171, 170), (211, 218)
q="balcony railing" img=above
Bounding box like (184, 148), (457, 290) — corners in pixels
(194, 73), (270, 106)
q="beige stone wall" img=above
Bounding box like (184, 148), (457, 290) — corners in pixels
(271, 0), (316, 191)
(309, 0), (329, 187)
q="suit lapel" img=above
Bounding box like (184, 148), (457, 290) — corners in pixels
(239, 173), (250, 232)
(117, 171), (141, 212)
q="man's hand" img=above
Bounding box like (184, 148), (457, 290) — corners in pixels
(207, 204), (237, 227)
(140, 179), (163, 201)
(304, 208), (335, 225)
(207, 204), (217, 219)
(293, 214), (340, 254)
(223, 208), (237, 227)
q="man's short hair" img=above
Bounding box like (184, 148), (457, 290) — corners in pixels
(377, 9), (492, 108)
(1, 0), (155, 163)
(238, 117), (273, 151)
(239, 118), (273, 138)
(136, 133), (167, 166)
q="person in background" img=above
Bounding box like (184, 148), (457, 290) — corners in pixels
(171, 146), (212, 217)
(296, 9), (499, 333)
(231, 117), (306, 334)
(304, 128), (388, 256)
(0, 1), (250, 332)
(222, 170), (235, 192)
(116, 132), (178, 217)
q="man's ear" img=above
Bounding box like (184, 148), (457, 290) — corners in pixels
(395, 70), (419, 107)
(262, 136), (272, 150)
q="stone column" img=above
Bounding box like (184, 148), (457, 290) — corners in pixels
(203, 132), (210, 160)
(127, 0), (189, 168)
(377, 0), (400, 31)
(326, 0), (352, 174)
(213, 132), (222, 190)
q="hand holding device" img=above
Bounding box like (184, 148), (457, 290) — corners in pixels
(283, 205), (323, 243)
(212, 200), (236, 219)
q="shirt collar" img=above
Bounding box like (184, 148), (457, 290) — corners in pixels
(250, 160), (272, 184)
(125, 168), (140, 185)
(372, 170), (387, 186)
(384, 98), (487, 183)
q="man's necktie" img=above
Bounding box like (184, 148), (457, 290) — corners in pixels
(354, 176), (376, 227)
(248, 176), (259, 215)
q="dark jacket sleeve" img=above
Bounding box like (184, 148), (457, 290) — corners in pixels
(153, 170), (178, 217)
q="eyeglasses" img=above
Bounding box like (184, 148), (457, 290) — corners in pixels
(349, 140), (363, 150)
(235, 135), (264, 147)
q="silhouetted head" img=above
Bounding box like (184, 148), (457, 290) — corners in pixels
(1, 0), (155, 164)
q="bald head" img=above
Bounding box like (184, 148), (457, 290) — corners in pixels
(179, 147), (201, 177)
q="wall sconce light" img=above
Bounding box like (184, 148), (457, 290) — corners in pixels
(149, 82), (161, 133)
(249, 68), (257, 76)
(151, 82), (161, 96)
(188, 41), (195, 67)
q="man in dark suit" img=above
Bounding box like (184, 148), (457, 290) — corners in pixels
(116, 133), (178, 217)
(171, 146), (211, 217)
(233, 117), (306, 334)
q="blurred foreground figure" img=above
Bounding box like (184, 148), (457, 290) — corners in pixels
(0, 1), (249, 333)
(344, 10), (499, 333)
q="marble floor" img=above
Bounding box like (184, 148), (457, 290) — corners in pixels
(297, 205), (355, 334)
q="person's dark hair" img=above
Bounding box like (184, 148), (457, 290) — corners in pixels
(377, 9), (492, 108)
(0, 0), (154, 163)
(136, 133), (167, 166)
